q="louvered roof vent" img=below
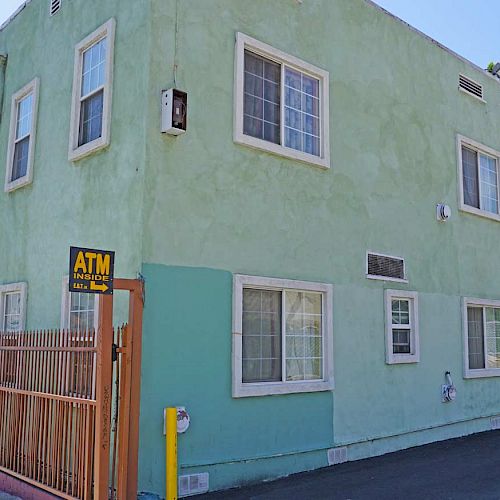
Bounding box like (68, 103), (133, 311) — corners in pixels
(49, 0), (62, 16)
(459, 74), (484, 100)
(367, 252), (405, 281)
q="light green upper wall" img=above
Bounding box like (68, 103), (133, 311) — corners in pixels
(2, 0), (499, 320)
(2, 0), (500, 495)
(142, 0), (500, 300)
(0, 0), (151, 327)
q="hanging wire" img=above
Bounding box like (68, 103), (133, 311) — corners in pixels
(173, 0), (180, 87)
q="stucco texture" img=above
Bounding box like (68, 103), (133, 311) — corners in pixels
(137, 0), (500, 494)
(2, 0), (500, 496)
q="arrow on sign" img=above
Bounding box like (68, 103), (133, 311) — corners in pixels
(90, 282), (109, 293)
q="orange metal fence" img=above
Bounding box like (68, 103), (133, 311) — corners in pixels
(0, 326), (126, 500)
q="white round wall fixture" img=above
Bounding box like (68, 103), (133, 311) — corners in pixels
(436, 204), (451, 222)
(177, 406), (190, 433)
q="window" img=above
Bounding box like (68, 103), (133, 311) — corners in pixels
(463, 298), (500, 378)
(4, 79), (39, 192)
(69, 18), (115, 161)
(234, 33), (330, 169)
(385, 290), (419, 364)
(60, 278), (97, 399)
(0, 283), (27, 333)
(61, 277), (98, 331)
(232, 274), (333, 397)
(457, 136), (500, 222)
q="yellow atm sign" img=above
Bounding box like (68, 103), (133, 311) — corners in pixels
(69, 246), (115, 295)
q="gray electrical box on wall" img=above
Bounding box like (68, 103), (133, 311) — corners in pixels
(161, 88), (187, 135)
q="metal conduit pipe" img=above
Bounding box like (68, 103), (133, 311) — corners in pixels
(0, 55), (7, 124)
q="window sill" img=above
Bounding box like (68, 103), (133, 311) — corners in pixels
(459, 205), (500, 223)
(386, 355), (419, 365)
(458, 87), (486, 104)
(68, 136), (109, 162)
(366, 274), (408, 284)
(4, 175), (32, 193)
(234, 133), (330, 170)
(233, 379), (334, 398)
(464, 368), (500, 379)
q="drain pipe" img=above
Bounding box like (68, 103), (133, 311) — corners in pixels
(0, 55), (7, 124)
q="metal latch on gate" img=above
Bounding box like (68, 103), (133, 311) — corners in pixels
(112, 343), (118, 362)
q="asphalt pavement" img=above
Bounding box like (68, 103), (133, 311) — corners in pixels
(202, 430), (500, 500)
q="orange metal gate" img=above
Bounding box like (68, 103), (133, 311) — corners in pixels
(0, 278), (143, 500)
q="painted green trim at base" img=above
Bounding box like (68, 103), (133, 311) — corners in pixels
(180, 415), (496, 492)
(137, 263), (500, 495)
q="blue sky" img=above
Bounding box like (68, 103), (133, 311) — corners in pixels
(0, 1), (497, 68)
(373, 0), (498, 68)
(0, 0), (25, 26)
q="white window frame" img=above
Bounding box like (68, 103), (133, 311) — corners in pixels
(0, 282), (27, 333)
(366, 251), (408, 284)
(60, 276), (99, 330)
(462, 297), (500, 379)
(5, 78), (40, 192)
(68, 18), (115, 162)
(234, 32), (330, 169)
(457, 135), (500, 223)
(385, 289), (419, 364)
(232, 274), (334, 397)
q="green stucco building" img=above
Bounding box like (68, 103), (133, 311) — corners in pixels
(2, 0), (500, 497)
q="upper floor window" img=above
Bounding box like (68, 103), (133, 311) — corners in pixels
(234, 33), (330, 169)
(232, 274), (334, 397)
(463, 298), (500, 378)
(0, 283), (27, 333)
(4, 79), (39, 192)
(69, 18), (115, 161)
(458, 136), (500, 222)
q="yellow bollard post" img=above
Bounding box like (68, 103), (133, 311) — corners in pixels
(166, 407), (178, 500)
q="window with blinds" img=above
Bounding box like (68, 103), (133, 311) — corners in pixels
(461, 142), (500, 217)
(466, 305), (500, 371)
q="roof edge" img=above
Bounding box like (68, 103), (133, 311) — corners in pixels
(0, 1), (32, 33)
(364, 0), (499, 83)
(0, 0), (497, 85)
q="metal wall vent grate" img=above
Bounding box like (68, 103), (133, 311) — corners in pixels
(491, 416), (500, 430)
(367, 253), (405, 280)
(459, 74), (483, 100)
(327, 447), (348, 466)
(179, 472), (209, 497)
(49, 0), (62, 16)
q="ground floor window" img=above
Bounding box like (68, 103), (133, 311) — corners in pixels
(0, 282), (27, 333)
(464, 298), (500, 378)
(61, 276), (98, 331)
(232, 274), (333, 397)
(384, 290), (419, 364)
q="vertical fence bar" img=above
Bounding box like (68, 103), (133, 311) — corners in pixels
(124, 281), (144, 500)
(93, 294), (113, 500)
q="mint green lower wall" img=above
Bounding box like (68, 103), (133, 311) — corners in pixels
(137, 263), (500, 496)
(138, 264), (334, 495)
